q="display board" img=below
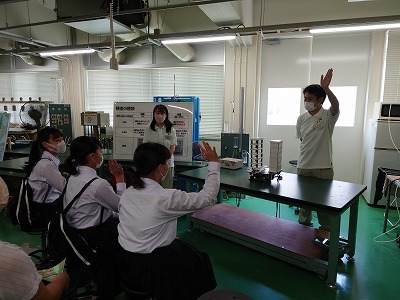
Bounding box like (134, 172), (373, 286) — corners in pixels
(0, 113), (11, 161)
(113, 102), (193, 161)
(49, 104), (73, 144)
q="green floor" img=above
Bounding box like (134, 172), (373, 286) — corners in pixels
(1, 195), (400, 300)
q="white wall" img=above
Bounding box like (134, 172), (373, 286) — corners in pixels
(223, 31), (383, 184)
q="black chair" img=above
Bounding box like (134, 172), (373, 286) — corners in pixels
(62, 265), (97, 300)
(26, 228), (48, 261)
(121, 281), (154, 300)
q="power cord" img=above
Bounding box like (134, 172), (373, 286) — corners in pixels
(373, 220), (400, 244)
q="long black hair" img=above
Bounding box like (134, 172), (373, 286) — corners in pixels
(62, 136), (102, 175)
(131, 142), (171, 189)
(25, 126), (63, 173)
(149, 104), (173, 133)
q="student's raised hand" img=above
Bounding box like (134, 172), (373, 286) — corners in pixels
(109, 159), (124, 182)
(198, 141), (219, 162)
(320, 68), (333, 90)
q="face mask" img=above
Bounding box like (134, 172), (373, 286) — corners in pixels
(45, 140), (66, 154)
(304, 101), (316, 112)
(158, 164), (168, 182)
(155, 115), (166, 124)
(92, 153), (104, 169)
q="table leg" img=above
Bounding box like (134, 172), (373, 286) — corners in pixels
(326, 214), (340, 288)
(347, 198), (359, 260)
(383, 194), (391, 233)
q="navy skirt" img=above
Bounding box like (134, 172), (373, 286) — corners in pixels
(121, 239), (217, 300)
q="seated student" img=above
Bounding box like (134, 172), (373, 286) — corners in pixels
(118, 141), (220, 300)
(62, 136), (125, 300)
(0, 240), (70, 300)
(27, 127), (67, 228)
(0, 176), (9, 213)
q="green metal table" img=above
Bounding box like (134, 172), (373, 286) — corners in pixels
(178, 167), (367, 288)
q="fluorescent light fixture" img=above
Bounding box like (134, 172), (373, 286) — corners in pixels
(310, 22), (400, 34)
(162, 35), (236, 45)
(39, 48), (96, 57)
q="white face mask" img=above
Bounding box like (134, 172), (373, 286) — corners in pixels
(304, 101), (317, 112)
(158, 164), (169, 182)
(45, 140), (66, 154)
(155, 115), (166, 124)
(92, 153), (104, 169)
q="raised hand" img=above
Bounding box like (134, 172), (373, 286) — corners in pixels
(108, 159), (124, 181)
(320, 68), (333, 90)
(198, 141), (219, 162)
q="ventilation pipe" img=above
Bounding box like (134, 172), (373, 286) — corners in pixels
(20, 55), (42, 66)
(98, 47), (126, 64)
(134, 11), (195, 62)
(0, 38), (42, 65)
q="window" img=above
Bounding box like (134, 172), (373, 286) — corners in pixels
(266, 86), (357, 127)
(0, 71), (58, 124)
(0, 72), (58, 101)
(86, 65), (224, 135)
(323, 86), (357, 127)
(266, 88), (301, 125)
(382, 30), (400, 102)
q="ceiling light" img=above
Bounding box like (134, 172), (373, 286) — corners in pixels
(39, 48), (96, 57)
(310, 22), (400, 34)
(161, 34), (236, 45)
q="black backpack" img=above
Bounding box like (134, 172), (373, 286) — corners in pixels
(8, 157), (56, 231)
(8, 174), (51, 231)
(47, 178), (99, 265)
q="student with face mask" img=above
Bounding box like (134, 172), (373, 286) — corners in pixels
(118, 141), (220, 300)
(62, 136), (126, 299)
(296, 68), (340, 231)
(27, 126), (67, 228)
(143, 104), (177, 188)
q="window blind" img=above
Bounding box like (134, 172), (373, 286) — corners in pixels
(86, 65), (224, 135)
(383, 30), (400, 102)
(0, 72), (58, 101)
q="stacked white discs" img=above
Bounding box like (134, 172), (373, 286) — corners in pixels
(269, 140), (283, 173)
(250, 137), (263, 169)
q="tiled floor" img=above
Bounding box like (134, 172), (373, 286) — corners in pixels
(1, 195), (400, 300)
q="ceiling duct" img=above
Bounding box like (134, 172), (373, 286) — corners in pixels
(0, 38), (42, 65)
(138, 11), (195, 62)
(98, 47), (126, 63)
(19, 55), (42, 66)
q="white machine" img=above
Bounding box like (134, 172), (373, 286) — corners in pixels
(220, 158), (243, 170)
(363, 119), (400, 206)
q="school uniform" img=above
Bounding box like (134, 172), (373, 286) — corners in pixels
(0, 241), (42, 300)
(28, 151), (67, 228)
(64, 166), (126, 300)
(118, 161), (220, 300)
(143, 125), (177, 188)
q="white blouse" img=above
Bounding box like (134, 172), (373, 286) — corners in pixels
(118, 162), (220, 253)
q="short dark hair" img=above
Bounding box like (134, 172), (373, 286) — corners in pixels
(131, 142), (171, 189)
(303, 84), (327, 104)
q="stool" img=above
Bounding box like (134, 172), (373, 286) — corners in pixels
(64, 265), (97, 300)
(26, 228), (48, 261)
(121, 281), (154, 300)
(198, 289), (252, 300)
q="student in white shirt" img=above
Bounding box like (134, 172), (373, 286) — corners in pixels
(296, 68), (340, 230)
(27, 127), (67, 228)
(143, 104), (177, 188)
(0, 176), (9, 213)
(118, 141), (220, 300)
(0, 240), (70, 300)
(62, 136), (126, 300)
